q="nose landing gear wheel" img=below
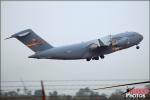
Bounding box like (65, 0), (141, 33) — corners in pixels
(136, 45), (140, 49)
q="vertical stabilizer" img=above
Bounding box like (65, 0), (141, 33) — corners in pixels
(7, 29), (53, 52)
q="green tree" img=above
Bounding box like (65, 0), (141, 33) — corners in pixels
(75, 87), (100, 100)
(34, 90), (42, 96)
(6, 91), (18, 97)
(49, 91), (58, 100)
(109, 89), (124, 100)
(99, 94), (108, 100)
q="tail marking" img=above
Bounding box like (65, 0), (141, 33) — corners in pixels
(26, 39), (46, 48)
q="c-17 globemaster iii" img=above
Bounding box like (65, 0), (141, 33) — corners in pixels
(6, 29), (143, 61)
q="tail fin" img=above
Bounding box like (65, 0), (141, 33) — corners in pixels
(6, 29), (53, 52)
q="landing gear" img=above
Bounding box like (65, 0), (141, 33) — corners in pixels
(86, 58), (91, 61)
(92, 57), (99, 60)
(100, 55), (104, 59)
(86, 57), (99, 61)
(86, 56), (104, 61)
(136, 45), (140, 49)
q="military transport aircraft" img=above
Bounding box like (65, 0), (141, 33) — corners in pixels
(5, 29), (143, 61)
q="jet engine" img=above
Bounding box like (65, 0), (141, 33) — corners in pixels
(89, 43), (99, 50)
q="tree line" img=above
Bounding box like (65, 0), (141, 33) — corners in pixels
(1, 84), (150, 100)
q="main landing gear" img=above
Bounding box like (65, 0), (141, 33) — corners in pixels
(92, 57), (99, 60)
(86, 55), (105, 61)
(100, 55), (104, 59)
(136, 45), (140, 49)
(86, 58), (91, 61)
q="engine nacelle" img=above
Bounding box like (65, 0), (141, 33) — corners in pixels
(89, 43), (99, 50)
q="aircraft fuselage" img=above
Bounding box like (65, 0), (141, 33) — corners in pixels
(28, 32), (143, 61)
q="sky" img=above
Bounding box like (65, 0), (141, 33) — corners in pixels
(1, 1), (149, 95)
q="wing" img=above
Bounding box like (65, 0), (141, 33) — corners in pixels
(93, 81), (150, 90)
(88, 39), (110, 52)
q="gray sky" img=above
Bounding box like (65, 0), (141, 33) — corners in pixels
(1, 1), (149, 95)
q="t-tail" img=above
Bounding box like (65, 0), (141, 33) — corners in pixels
(5, 29), (53, 52)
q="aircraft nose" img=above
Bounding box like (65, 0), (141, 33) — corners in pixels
(138, 33), (143, 42)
